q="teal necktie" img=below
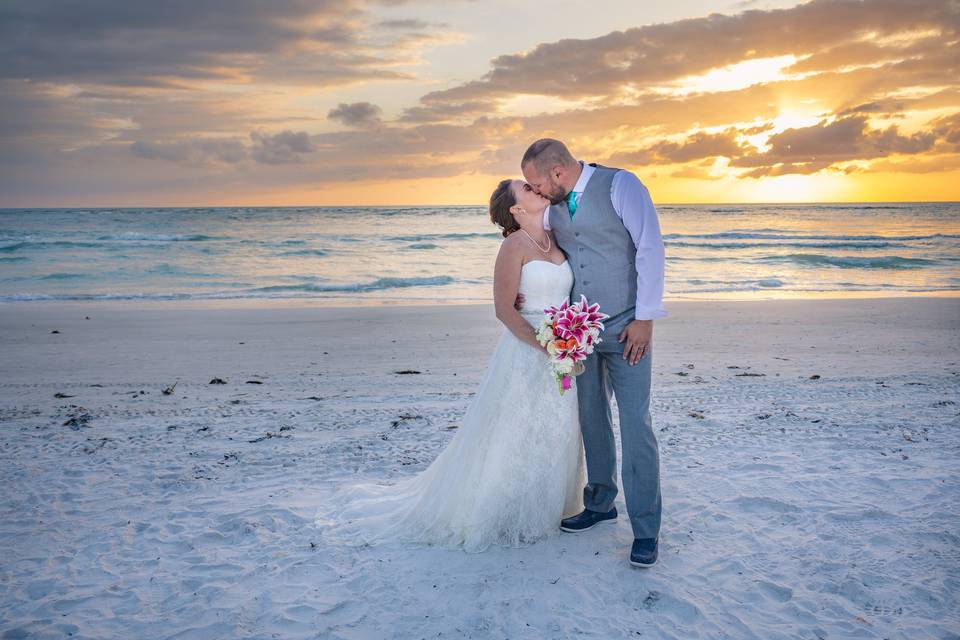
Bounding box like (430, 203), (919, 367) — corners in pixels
(566, 191), (579, 219)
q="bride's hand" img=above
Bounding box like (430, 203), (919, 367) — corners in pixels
(514, 293), (525, 311)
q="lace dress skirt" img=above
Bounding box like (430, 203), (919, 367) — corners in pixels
(315, 311), (585, 553)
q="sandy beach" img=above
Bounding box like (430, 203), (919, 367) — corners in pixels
(1, 297), (958, 639)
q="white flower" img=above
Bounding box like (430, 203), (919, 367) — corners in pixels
(536, 322), (554, 345)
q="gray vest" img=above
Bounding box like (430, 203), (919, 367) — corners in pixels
(549, 163), (637, 321)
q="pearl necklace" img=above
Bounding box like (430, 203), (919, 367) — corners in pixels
(520, 228), (551, 253)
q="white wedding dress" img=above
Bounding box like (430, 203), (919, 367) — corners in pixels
(315, 259), (586, 553)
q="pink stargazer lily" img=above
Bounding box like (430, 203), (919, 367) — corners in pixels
(574, 294), (607, 330)
(543, 298), (571, 317)
(551, 295), (608, 343)
(555, 342), (587, 362)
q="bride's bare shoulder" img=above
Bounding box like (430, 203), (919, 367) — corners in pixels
(498, 232), (523, 251)
(495, 233), (526, 266)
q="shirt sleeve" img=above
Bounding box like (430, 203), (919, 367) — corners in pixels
(611, 170), (668, 321)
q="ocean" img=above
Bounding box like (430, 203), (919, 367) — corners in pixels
(1, 203), (958, 305)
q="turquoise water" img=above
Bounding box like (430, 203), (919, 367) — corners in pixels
(1, 203), (958, 304)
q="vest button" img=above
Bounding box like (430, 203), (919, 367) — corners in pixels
(583, 280), (590, 285)
(579, 264), (584, 268)
(574, 232), (580, 237)
(578, 247), (583, 252)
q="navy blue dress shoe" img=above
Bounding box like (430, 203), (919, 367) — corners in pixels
(630, 537), (659, 568)
(559, 506), (617, 532)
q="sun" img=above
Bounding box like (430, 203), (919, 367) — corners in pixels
(740, 172), (852, 203)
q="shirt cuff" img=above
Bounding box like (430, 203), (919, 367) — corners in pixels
(634, 307), (668, 321)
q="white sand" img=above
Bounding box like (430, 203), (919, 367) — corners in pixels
(1, 297), (958, 639)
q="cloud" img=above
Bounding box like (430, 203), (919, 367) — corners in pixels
(327, 102), (384, 128)
(0, 0), (440, 88)
(399, 100), (496, 123)
(117, 118), (490, 178)
(376, 18), (436, 29)
(670, 164), (727, 180)
(130, 138), (248, 165)
(837, 101), (904, 117)
(932, 112), (960, 145)
(131, 129), (319, 166)
(866, 153), (960, 174)
(249, 130), (316, 164)
(605, 112), (949, 178)
(613, 129), (749, 165)
(731, 115), (939, 176)
(410, 0), (957, 110)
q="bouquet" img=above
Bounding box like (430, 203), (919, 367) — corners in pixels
(535, 294), (609, 395)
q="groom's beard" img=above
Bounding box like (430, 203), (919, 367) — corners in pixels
(546, 185), (567, 205)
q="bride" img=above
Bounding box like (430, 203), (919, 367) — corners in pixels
(315, 178), (585, 553)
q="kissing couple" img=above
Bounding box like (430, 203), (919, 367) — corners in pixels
(317, 138), (668, 568)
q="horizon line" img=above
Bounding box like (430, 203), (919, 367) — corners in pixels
(2, 199), (959, 210)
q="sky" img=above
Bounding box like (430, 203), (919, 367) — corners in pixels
(1, 0), (958, 207)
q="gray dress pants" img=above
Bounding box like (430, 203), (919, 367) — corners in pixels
(575, 308), (662, 540)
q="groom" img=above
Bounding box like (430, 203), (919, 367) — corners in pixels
(518, 138), (667, 568)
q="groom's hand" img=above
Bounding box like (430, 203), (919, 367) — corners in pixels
(618, 319), (653, 366)
(514, 293), (525, 311)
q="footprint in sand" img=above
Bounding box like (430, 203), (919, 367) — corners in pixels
(756, 579), (794, 602)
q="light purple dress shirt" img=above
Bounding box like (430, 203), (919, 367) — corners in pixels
(543, 162), (668, 321)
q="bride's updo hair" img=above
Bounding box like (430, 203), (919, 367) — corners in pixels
(489, 179), (520, 238)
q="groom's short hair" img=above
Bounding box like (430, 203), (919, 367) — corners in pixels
(522, 138), (576, 174)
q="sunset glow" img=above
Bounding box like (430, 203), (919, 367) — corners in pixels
(1, 0), (957, 206)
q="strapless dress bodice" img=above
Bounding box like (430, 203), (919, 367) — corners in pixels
(518, 259), (574, 325)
